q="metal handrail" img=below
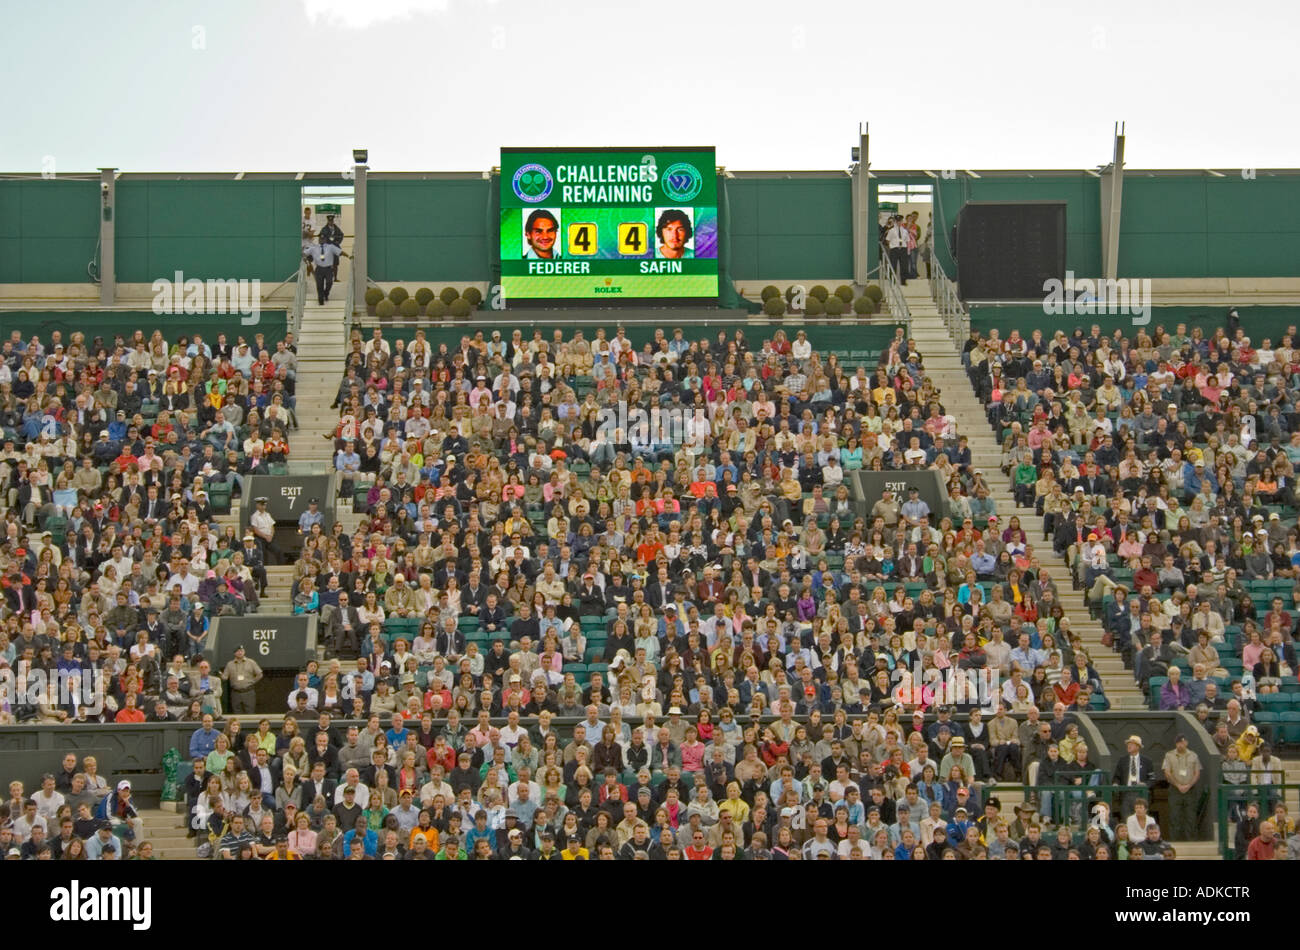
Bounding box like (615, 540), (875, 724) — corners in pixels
(342, 257), (356, 344)
(1216, 777), (1295, 859)
(877, 244), (912, 338)
(289, 260), (307, 338)
(930, 259), (969, 345)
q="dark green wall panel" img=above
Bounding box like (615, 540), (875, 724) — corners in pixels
(725, 178), (853, 279)
(115, 180), (302, 283)
(1120, 177), (1300, 278)
(367, 179), (492, 282)
(0, 180), (100, 283)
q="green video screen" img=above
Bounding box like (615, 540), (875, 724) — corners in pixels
(500, 147), (718, 302)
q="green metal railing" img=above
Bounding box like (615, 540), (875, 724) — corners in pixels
(930, 259), (969, 345)
(289, 259), (307, 337)
(1026, 779), (1148, 831)
(1216, 768), (1290, 859)
(876, 243), (912, 338)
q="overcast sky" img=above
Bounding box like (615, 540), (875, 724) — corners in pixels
(4, 0), (1296, 175)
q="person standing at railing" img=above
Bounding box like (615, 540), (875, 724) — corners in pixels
(885, 215), (911, 286)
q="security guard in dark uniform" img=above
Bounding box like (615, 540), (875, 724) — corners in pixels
(240, 532), (267, 596)
(319, 214), (344, 280)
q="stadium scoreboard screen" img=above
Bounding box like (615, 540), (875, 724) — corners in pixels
(500, 147), (718, 303)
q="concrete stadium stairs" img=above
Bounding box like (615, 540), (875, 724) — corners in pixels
(901, 280), (1144, 710)
(142, 805), (197, 860)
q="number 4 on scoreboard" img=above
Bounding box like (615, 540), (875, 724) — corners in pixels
(567, 223), (597, 256)
(618, 221), (647, 256)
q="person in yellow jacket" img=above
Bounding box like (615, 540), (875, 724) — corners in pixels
(1236, 724), (1264, 763)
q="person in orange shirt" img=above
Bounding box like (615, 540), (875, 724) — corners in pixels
(266, 835), (300, 859)
(114, 693), (147, 723)
(409, 823), (439, 854)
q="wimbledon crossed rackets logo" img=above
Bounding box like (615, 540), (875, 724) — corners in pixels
(512, 163), (554, 203)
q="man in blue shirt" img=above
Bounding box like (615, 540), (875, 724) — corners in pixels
(335, 441), (361, 494)
(1009, 633), (1048, 673)
(188, 714), (219, 759)
(298, 497), (324, 538)
(386, 714), (409, 750)
(899, 488), (930, 527)
(970, 541), (997, 578)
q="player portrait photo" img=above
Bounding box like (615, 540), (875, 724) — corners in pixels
(655, 207), (694, 259)
(522, 208), (562, 259)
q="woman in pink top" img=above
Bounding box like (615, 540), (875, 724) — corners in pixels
(1242, 629), (1267, 671)
(679, 726), (706, 773)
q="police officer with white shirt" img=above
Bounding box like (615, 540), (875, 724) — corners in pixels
(885, 214), (911, 286)
(250, 496), (282, 565)
(304, 234), (347, 305)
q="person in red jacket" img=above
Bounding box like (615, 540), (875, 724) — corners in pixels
(1247, 820), (1278, 860)
(684, 827), (714, 860)
(114, 692), (147, 723)
(761, 729), (790, 767)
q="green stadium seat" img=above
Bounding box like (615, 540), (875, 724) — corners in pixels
(1279, 712), (1300, 744)
(208, 482), (232, 514)
(1259, 693), (1291, 711)
(1148, 676), (1167, 710)
(1253, 711), (1280, 741)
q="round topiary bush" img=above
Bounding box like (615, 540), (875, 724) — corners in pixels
(388, 287), (409, 305)
(375, 298), (397, 319)
(825, 295), (845, 316)
(763, 296), (786, 317)
(834, 284), (854, 303)
(426, 298), (448, 320)
(810, 284), (830, 302)
(864, 283), (884, 304)
(462, 286), (483, 306)
(760, 285), (781, 302)
(440, 287), (459, 305)
(414, 287), (435, 306)
(399, 297), (420, 318)
(804, 296), (825, 317)
(364, 287), (385, 307)
(449, 298), (472, 319)
(853, 296), (878, 315)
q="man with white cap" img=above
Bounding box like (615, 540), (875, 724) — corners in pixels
(94, 779), (144, 843)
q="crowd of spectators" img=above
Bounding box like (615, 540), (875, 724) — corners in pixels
(0, 326), (303, 725)
(7, 313), (1294, 860)
(0, 754), (148, 860)
(154, 320), (1157, 860)
(969, 315), (1300, 858)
